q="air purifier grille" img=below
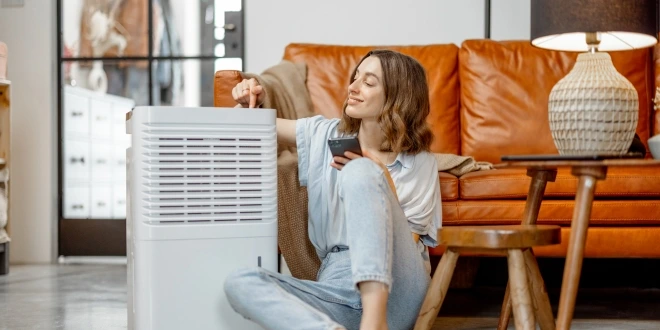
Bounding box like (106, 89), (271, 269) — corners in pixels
(140, 123), (277, 225)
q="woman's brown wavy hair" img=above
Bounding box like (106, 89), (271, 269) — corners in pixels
(337, 50), (433, 154)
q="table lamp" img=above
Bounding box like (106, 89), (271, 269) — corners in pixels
(531, 0), (658, 155)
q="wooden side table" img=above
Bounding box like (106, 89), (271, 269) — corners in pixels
(495, 158), (660, 330)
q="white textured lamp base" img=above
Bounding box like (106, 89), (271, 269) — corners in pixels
(548, 52), (638, 155)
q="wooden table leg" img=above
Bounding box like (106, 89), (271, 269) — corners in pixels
(521, 169), (557, 226)
(498, 169), (557, 330)
(508, 249), (536, 330)
(414, 248), (460, 330)
(556, 166), (607, 330)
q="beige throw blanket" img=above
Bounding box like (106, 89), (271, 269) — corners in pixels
(434, 153), (493, 176)
(246, 61), (494, 280)
(276, 152), (320, 280)
(245, 61), (320, 280)
(243, 61), (315, 156)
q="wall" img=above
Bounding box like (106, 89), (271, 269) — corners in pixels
(244, 0), (487, 73)
(243, 0), (535, 73)
(491, 0), (531, 40)
(0, 0), (57, 263)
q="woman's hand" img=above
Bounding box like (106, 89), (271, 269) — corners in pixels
(330, 149), (386, 171)
(232, 78), (266, 108)
(330, 151), (362, 171)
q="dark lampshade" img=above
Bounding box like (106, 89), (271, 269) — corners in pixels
(531, 0), (658, 52)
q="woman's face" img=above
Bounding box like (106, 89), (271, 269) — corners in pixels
(345, 56), (385, 120)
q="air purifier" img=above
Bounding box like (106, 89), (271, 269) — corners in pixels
(126, 106), (278, 330)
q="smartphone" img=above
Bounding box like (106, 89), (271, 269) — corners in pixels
(328, 136), (362, 157)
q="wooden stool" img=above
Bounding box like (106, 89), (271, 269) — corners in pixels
(414, 225), (561, 330)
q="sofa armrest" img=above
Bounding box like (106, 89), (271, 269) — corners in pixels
(214, 70), (243, 107)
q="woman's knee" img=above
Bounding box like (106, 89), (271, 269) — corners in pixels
(340, 158), (383, 190)
(224, 267), (262, 306)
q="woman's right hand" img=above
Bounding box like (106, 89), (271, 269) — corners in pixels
(232, 78), (266, 108)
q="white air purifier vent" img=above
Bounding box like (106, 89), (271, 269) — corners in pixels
(140, 125), (277, 225)
(127, 107), (277, 330)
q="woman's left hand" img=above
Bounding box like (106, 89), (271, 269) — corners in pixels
(330, 149), (386, 171)
(330, 151), (362, 171)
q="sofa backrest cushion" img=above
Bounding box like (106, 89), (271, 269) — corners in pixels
(283, 43), (461, 154)
(459, 40), (653, 163)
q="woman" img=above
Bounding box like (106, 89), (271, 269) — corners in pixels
(224, 50), (442, 330)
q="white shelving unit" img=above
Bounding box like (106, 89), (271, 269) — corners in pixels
(0, 79), (11, 275)
(62, 86), (133, 220)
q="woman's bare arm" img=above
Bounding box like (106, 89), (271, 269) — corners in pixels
(276, 118), (296, 146)
(234, 103), (297, 146)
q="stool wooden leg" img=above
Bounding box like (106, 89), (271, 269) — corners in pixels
(498, 250), (554, 330)
(524, 249), (555, 330)
(507, 249), (535, 330)
(499, 169), (557, 330)
(497, 284), (512, 330)
(414, 248), (460, 330)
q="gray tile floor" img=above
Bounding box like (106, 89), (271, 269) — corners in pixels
(1, 264), (659, 330)
(1, 265), (126, 330)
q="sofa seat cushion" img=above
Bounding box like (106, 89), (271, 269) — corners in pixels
(283, 43), (461, 154)
(439, 172), (458, 201)
(460, 167), (660, 200)
(441, 200), (660, 226)
(458, 40), (654, 164)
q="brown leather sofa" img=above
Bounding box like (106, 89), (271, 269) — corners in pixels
(214, 40), (660, 259)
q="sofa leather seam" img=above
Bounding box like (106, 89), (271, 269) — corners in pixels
(456, 202), (660, 206)
(460, 193), (660, 198)
(461, 176), (660, 183)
